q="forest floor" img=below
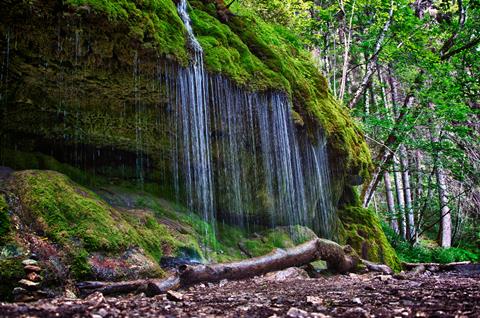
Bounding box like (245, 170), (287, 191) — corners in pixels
(1, 269), (479, 318)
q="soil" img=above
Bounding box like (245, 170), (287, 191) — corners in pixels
(0, 270), (479, 318)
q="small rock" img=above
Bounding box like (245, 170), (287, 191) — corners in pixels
(26, 272), (42, 282)
(287, 307), (310, 318)
(24, 265), (42, 273)
(22, 259), (38, 266)
(18, 279), (40, 291)
(344, 307), (370, 318)
(378, 275), (392, 281)
(29, 253), (39, 260)
(96, 308), (108, 317)
(265, 267), (309, 281)
(85, 291), (105, 305)
(65, 289), (77, 299)
(166, 290), (184, 302)
(91, 315), (102, 318)
(306, 296), (323, 305)
(219, 279), (228, 287)
(352, 297), (362, 305)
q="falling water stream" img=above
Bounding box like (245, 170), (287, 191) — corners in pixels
(170, 0), (335, 240)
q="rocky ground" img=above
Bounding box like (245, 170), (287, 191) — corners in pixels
(1, 269), (479, 318)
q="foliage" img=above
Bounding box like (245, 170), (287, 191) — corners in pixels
(0, 257), (24, 301)
(0, 195), (10, 244)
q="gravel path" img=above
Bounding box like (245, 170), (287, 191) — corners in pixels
(1, 270), (479, 317)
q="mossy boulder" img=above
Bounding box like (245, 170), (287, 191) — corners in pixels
(3, 170), (210, 281)
(338, 206), (401, 272)
(0, 194), (10, 243)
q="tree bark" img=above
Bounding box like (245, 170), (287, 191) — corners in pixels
(348, 0), (394, 109)
(399, 144), (415, 241)
(393, 157), (407, 238)
(179, 239), (360, 286)
(77, 239), (367, 297)
(384, 170), (398, 233)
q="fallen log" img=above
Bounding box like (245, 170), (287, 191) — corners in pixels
(362, 259), (394, 275)
(178, 239), (360, 286)
(76, 279), (148, 297)
(402, 261), (471, 271)
(77, 238), (391, 297)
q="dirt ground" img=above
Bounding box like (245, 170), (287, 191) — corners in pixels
(1, 270), (479, 318)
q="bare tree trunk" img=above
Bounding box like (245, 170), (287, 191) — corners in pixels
(399, 145), (415, 241)
(429, 103), (452, 247)
(435, 164), (452, 247)
(348, 0), (394, 109)
(384, 170), (398, 233)
(338, 0), (356, 101)
(393, 157), (407, 238)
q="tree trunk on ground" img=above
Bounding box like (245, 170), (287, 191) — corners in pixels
(78, 239), (374, 297)
(178, 239), (360, 286)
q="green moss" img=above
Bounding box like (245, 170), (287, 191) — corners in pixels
(0, 257), (24, 301)
(188, 3), (372, 177)
(338, 205), (401, 272)
(0, 195), (10, 243)
(66, 0), (188, 63)
(70, 248), (93, 280)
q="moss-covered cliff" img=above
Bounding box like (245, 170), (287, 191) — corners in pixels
(0, 0), (397, 275)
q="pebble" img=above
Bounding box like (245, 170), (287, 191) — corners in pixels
(22, 259), (38, 266)
(287, 307), (310, 318)
(18, 279), (40, 291)
(166, 290), (184, 302)
(24, 265), (42, 273)
(26, 272), (42, 282)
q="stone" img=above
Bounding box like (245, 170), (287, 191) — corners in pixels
(344, 307), (370, 318)
(22, 259), (38, 266)
(306, 296), (323, 305)
(85, 291), (105, 305)
(18, 279), (40, 291)
(24, 265), (42, 273)
(352, 297), (362, 305)
(65, 289), (77, 299)
(26, 272), (42, 282)
(265, 267), (309, 282)
(378, 275), (392, 282)
(287, 307), (310, 318)
(166, 290), (184, 302)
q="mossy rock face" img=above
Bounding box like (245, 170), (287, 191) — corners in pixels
(3, 170), (211, 281)
(338, 205), (401, 272)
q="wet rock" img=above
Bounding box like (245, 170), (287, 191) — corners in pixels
(265, 267), (309, 281)
(166, 290), (184, 302)
(24, 265), (42, 273)
(22, 259), (38, 266)
(18, 279), (40, 291)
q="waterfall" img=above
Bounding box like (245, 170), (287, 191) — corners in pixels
(174, 0), (215, 231)
(167, 0), (335, 240)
